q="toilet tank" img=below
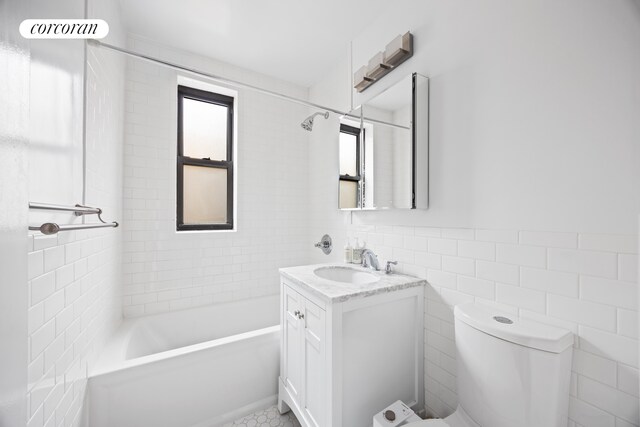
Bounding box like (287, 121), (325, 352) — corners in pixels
(454, 303), (573, 427)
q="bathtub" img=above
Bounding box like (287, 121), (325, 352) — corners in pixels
(88, 295), (280, 427)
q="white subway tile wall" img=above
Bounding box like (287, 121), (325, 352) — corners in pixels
(121, 36), (311, 317)
(27, 45), (124, 427)
(347, 225), (639, 427)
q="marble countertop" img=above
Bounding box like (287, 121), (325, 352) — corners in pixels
(279, 263), (426, 303)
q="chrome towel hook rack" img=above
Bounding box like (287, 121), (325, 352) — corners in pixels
(28, 202), (119, 235)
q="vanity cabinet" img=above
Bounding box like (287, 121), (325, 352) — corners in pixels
(278, 264), (425, 427)
(282, 285), (326, 426)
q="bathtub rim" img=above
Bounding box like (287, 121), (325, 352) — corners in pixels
(91, 324), (280, 378)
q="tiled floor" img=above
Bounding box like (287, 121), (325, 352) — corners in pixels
(222, 406), (301, 427)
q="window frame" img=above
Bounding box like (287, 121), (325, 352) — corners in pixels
(176, 85), (234, 231)
(339, 123), (362, 208)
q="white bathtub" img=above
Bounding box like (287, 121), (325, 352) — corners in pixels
(88, 295), (280, 427)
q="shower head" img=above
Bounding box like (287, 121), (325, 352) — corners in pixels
(301, 111), (330, 131)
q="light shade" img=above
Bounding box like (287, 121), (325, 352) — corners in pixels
(384, 32), (412, 66)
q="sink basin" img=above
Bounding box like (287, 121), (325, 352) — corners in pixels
(313, 267), (379, 285)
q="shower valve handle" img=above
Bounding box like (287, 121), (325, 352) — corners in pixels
(314, 234), (332, 255)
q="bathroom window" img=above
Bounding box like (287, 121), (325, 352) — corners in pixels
(339, 124), (361, 209)
(177, 85), (234, 231)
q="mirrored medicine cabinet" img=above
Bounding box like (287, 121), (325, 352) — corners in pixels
(338, 73), (428, 210)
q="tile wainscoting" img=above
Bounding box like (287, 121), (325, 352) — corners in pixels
(347, 224), (638, 427)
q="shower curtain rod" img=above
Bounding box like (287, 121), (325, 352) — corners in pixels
(87, 40), (409, 131)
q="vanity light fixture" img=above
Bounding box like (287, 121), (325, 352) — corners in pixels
(366, 52), (391, 80)
(353, 66), (373, 92)
(384, 32), (413, 66)
(353, 31), (414, 93)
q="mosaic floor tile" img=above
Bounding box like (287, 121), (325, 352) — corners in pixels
(222, 405), (301, 427)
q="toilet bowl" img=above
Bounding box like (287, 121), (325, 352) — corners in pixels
(377, 302), (574, 427)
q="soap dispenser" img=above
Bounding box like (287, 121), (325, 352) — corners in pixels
(352, 238), (362, 264)
(344, 239), (353, 263)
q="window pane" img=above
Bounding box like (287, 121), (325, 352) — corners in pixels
(339, 131), (358, 176)
(339, 180), (358, 209)
(183, 165), (227, 224)
(183, 97), (228, 160)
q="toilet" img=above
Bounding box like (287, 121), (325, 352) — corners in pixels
(375, 302), (574, 427)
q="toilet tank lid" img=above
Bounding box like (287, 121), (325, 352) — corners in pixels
(454, 303), (573, 353)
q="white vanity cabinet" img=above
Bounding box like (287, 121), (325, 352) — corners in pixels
(282, 285), (326, 426)
(278, 264), (425, 427)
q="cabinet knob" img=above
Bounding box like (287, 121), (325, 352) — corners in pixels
(294, 310), (300, 316)
(298, 313), (305, 319)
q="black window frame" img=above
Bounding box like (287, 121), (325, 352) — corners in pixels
(177, 85), (234, 231)
(339, 123), (362, 208)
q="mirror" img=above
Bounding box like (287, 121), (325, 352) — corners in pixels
(338, 73), (429, 210)
(338, 105), (362, 209)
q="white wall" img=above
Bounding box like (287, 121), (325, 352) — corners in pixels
(25, 1), (126, 426)
(307, 52), (353, 264)
(0, 0), (30, 425)
(309, 0), (640, 425)
(348, 0), (640, 235)
(27, 0), (85, 225)
(120, 36), (311, 317)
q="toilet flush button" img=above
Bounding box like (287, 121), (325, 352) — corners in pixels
(384, 410), (396, 422)
(494, 316), (513, 324)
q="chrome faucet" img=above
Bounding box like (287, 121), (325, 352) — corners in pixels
(361, 249), (380, 271)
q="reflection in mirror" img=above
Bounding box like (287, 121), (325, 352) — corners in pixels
(338, 123), (361, 209)
(362, 75), (413, 209)
(338, 106), (362, 209)
(339, 125), (359, 177)
(338, 73), (429, 210)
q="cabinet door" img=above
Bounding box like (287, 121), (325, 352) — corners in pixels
(301, 299), (326, 427)
(283, 286), (303, 404)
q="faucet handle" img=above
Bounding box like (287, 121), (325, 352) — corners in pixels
(385, 261), (398, 274)
(362, 255), (369, 268)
